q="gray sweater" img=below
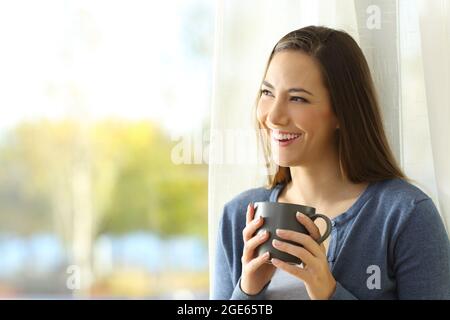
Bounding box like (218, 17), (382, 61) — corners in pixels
(212, 178), (450, 299)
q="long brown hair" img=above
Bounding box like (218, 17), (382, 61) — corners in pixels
(255, 26), (408, 189)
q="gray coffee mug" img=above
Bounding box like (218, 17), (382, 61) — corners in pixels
(254, 201), (332, 265)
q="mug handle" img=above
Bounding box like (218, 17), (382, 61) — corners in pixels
(310, 213), (333, 244)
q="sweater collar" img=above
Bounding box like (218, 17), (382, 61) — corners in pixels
(268, 180), (379, 225)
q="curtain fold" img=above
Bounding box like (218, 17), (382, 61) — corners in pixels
(354, 0), (402, 161)
(417, 0), (450, 229)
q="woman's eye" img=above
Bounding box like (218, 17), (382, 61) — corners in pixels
(260, 89), (273, 96)
(291, 96), (309, 103)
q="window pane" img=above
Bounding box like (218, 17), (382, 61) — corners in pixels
(0, 0), (214, 299)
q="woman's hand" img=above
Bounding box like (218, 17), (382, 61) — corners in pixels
(271, 212), (336, 300)
(240, 202), (276, 296)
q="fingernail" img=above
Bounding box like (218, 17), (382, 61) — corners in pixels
(296, 211), (304, 218)
(264, 252), (270, 258)
(276, 229), (286, 236)
(259, 230), (267, 238)
(271, 258), (280, 264)
(272, 239), (280, 246)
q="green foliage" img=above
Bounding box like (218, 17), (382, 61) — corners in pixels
(0, 119), (208, 239)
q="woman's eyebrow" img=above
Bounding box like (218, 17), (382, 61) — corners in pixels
(262, 80), (314, 96)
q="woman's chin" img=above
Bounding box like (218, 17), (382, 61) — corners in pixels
(273, 157), (300, 168)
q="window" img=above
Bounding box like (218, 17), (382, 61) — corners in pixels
(0, 0), (214, 299)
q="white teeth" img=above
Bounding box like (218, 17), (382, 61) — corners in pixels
(272, 132), (302, 140)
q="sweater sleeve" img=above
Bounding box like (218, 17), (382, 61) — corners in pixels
(230, 277), (270, 300)
(211, 215), (234, 299)
(212, 201), (271, 300)
(393, 198), (450, 299)
(211, 207), (271, 300)
(329, 281), (358, 300)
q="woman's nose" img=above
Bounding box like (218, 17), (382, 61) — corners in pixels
(267, 99), (289, 127)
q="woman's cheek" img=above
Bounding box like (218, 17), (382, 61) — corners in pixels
(291, 108), (315, 129)
(256, 101), (268, 123)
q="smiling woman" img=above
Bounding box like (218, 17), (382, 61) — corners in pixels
(212, 25), (450, 300)
(258, 50), (340, 168)
(256, 27), (407, 190)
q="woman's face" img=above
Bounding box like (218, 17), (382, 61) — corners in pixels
(257, 50), (339, 167)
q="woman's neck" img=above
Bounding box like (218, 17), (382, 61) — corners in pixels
(283, 152), (364, 210)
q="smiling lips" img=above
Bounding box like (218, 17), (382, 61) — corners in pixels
(270, 130), (303, 147)
(270, 130), (303, 142)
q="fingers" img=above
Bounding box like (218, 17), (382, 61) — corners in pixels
(242, 202), (271, 269)
(243, 214), (264, 242)
(296, 212), (321, 241)
(242, 230), (270, 263)
(246, 202), (254, 225)
(272, 238), (316, 266)
(271, 258), (309, 281)
(275, 229), (325, 259)
(245, 251), (271, 273)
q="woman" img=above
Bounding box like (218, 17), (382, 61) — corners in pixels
(212, 26), (450, 300)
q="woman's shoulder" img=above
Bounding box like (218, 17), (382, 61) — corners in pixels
(221, 185), (277, 224)
(372, 178), (443, 230)
(375, 177), (431, 203)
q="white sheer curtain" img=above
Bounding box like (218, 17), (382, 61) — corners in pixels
(416, 0), (450, 228)
(208, 0), (450, 296)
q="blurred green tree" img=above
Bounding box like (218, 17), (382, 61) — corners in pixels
(0, 120), (208, 241)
